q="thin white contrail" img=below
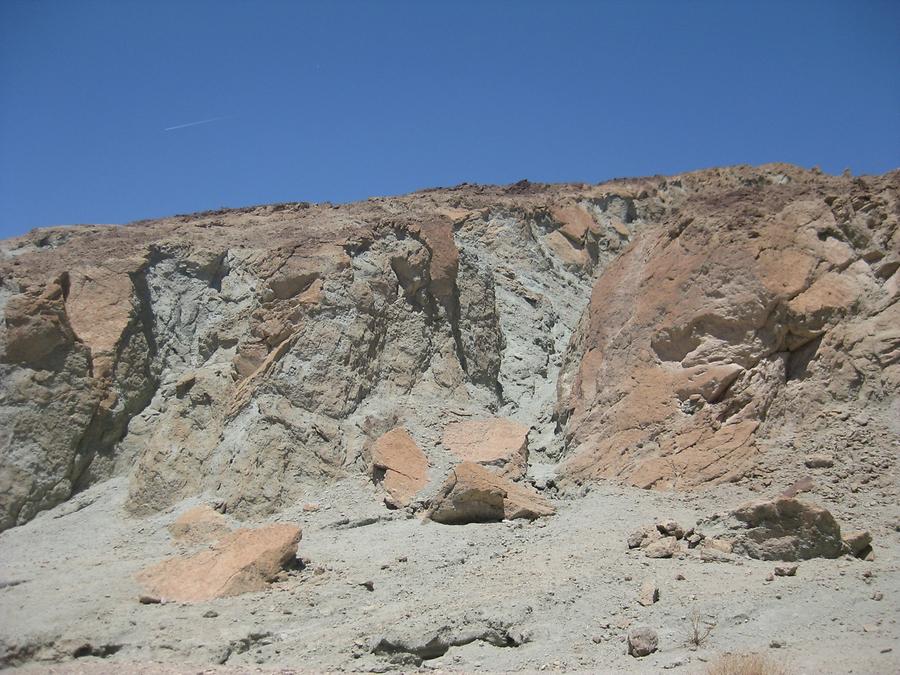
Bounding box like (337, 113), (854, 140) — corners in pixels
(163, 115), (230, 132)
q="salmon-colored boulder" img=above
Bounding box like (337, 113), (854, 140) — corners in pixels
(551, 204), (599, 244)
(441, 418), (529, 479)
(136, 523), (300, 602)
(371, 427), (429, 507)
(427, 461), (554, 524)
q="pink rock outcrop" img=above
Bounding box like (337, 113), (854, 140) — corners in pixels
(136, 523), (301, 603)
(371, 427), (429, 507)
(441, 418), (529, 479)
(427, 461), (554, 524)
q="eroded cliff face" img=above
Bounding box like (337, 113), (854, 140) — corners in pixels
(556, 169), (900, 490)
(0, 178), (632, 529)
(0, 164), (897, 530)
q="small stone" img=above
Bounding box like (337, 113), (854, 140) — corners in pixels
(675, 573), (685, 581)
(360, 580), (375, 592)
(302, 503), (320, 512)
(782, 476), (815, 498)
(645, 536), (678, 559)
(628, 526), (660, 549)
(592, 635), (603, 644)
(704, 538), (733, 554)
(765, 573), (775, 582)
(699, 547), (732, 563)
(656, 519), (685, 539)
(138, 595), (161, 605)
(202, 609), (218, 618)
(662, 656), (688, 669)
(770, 640), (783, 649)
(774, 564), (798, 577)
(804, 454), (834, 469)
(627, 626), (658, 657)
(871, 591), (883, 601)
(843, 530), (873, 558)
(637, 580), (659, 606)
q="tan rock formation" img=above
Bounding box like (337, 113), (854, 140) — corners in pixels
(729, 496), (844, 561)
(427, 461), (554, 524)
(65, 261), (139, 379)
(557, 167), (899, 490)
(441, 417), (529, 479)
(0, 164), (896, 531)
(136, 522), (301, 602)
(371, 427), (429, 507)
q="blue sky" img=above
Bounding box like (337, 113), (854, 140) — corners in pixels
(1, 1), (898, 238)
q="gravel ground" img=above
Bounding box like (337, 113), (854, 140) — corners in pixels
(1, 474), (898, 674)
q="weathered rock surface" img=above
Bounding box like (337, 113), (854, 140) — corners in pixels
(1, 165), (899, 675)
(372, 615), (520, 665)
(627, 626), (659, 657)
(637, 579), (659, 606)
(843, 529), (873, 558)
(0, 177), (615, 528)
(370, 427), (429, 507)
(1, 468), (898, 673)
(426, 461), (554, 524)
(168, 505), (231, 546)
(729, 496), (845, 561)
(441, 417), (529, 479)
(136, 522), (301, 602)
(0, 164), (897, 533)
(556, 166), (899, 491)
(626, 525), (662, 549)
(644, 536), (679, 559)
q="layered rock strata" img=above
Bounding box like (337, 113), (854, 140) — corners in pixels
(0, 164), (896, 530)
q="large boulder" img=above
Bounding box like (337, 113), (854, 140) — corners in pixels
(730, 496), (844, 561)
(441, 417), (529, 479)
(136, 523), (301, 602)
(426, 461), (554, 524)
(370, 427), (429, 507)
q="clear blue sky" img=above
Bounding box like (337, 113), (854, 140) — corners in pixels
(1, 1), (898, 238)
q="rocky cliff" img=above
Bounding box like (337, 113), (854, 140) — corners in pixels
(1, 164), (897, 532)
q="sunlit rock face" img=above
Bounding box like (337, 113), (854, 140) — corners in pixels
(1, 164), (897, 530)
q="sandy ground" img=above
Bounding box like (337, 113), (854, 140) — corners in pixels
(1, 473), (898, 675)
